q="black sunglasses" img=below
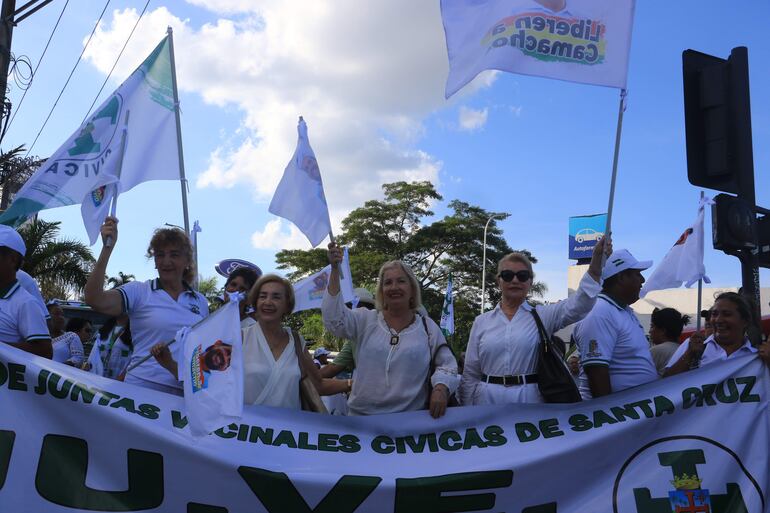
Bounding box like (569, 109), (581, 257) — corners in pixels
(498, 270), (532, 282)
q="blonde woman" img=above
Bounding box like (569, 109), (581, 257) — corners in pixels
(322, 244), (459, 418)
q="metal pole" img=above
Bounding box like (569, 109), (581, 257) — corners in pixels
(481, 214), (501, 314)
(166, 27), (190, 236)
(603, 89), (628, 238)
(696, 191), (704, 332)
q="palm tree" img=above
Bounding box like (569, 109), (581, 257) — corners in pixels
(18, 219), (95, 300)
(0, 145), (44, 211)
(107, 272), (135, 289)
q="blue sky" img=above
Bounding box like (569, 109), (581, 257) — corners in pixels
(4, 0), (769, 302)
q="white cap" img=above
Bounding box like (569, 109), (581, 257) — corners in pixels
(601, 249), (652, 281)
(0, 225), (25, 257)
(313, 347), (330, 358)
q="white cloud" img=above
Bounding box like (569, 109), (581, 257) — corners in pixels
(83, 2), (470, 225)
(458, 106), (488, 131)
(250, 219), (315, 250)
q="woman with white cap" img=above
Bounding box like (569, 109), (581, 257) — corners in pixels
(0, 225), (51, 358)
(459, 236), (611, 406)
(323, 245), (459, 418)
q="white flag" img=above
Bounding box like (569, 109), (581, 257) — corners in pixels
(440, 274), (455, 337)
(441, 0), (636, 98)
(268, 117), (332, 247)
(181, 300), (243, 437)
(640, 196), (713, 298)
(0, 35), (181, 233)
(293, 247), (355, 312)
(84, 337), (106, 376)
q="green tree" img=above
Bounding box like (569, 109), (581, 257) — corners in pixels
(107, 272), (135, 289)
(277, 181), (545, 351)
(197, 276), (222, 310)
(0, 145), (44, 211)
(18, 219), (95, 300)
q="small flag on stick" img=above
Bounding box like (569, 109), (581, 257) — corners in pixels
(269, 117), (332, 247)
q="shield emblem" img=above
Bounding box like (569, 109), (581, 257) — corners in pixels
(668, 489), (711, 513)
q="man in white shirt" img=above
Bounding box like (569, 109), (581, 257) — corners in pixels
(574, 249), (658, 399)
(0, 225), (51, 358)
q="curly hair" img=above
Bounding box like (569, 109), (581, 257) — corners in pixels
(146, 227), (195, 284)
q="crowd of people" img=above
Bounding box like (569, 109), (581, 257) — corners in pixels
(1, 218), (769, 421)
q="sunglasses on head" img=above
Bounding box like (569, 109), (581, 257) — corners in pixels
(498, 270), (532, 282)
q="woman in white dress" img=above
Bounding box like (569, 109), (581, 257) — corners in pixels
(458, 236), (610, 406)
(322, 244), (459, 418)
(47, 304), (86, 366)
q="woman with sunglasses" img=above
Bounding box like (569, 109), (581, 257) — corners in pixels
(323, 244), (459, 418)
(458, 236), (610, 405)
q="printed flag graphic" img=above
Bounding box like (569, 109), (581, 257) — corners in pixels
(440, 274), (455, 337)
(441, 0), (636, 98)
(293, 247), (355, 312)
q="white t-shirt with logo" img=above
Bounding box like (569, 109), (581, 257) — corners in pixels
(119, 279), (209, 389)
(574, 294), (658, 399)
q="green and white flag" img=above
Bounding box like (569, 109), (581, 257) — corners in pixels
(0, 35), (180, 240)
(440, 274), (454, 337)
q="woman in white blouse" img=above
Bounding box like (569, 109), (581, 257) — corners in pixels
(152, 273), (348, 409)
(241, 274), (348, 408)
(458, 237), (610, 406)
(322, 244), (459, 418)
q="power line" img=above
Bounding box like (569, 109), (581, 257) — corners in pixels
(81, 0), (152, 124)
(25, 0), (111, 157)
(5, 0), (70, 136)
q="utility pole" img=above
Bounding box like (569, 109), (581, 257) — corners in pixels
(0, 0), (56, 137)
(0, 0), (17, 131)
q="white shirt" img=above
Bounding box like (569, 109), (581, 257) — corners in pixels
(119, 279), (209, 389)
(650, 341), (679, 375)
(665, 335), (757, 370)
(322, 291), (459, 416)
(52, 332), (84, 365)
(458, 271), (600, 406)
(242, 323), (301, 409)
(0, 280), (50, 346)
(574, 294), (658, 399)
(16, 270), (48, 320)
(105, 339), (132, 379)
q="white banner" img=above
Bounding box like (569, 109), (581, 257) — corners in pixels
(441, 0), (636, 98)
(1, 343), (768, 512)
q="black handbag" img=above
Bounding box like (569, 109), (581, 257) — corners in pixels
(530, 309), (582, 403)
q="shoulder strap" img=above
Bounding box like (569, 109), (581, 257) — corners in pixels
(530, 307), (549, 349)
(290, 330), (308, 379)
(421, 313), (453, 365)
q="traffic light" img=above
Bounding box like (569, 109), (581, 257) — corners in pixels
(682, 47), (755, 198)
(712, 193), (756, 252)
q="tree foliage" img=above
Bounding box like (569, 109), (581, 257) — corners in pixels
(276, 181), (545, 351)
(18, 219), (95, 300)
(107, 272), (135, 289)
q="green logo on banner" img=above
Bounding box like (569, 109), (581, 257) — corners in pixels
(67, 96), (120, 157)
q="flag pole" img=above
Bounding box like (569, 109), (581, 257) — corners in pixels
(105, 110), (130, 248)
(603, 89), (628, 239)
(696, 191), (704, 332)
(166, 26), (191, 236)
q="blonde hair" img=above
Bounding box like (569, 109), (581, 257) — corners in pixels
(497, 252), (534, 279)
(248, 274), (296, 315)
(146, 227), (195, 283)
(375, 260), (422, 312)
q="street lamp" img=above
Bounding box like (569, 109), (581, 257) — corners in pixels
(480, 214), (503, 314)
